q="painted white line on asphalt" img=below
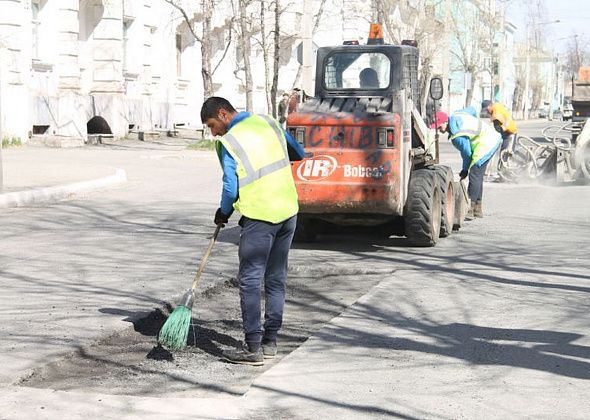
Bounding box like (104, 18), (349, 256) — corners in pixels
(0, 169), (127, 208)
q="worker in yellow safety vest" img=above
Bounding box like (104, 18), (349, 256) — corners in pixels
(200, 97), (304, 365)
(431, 110), (502, 219)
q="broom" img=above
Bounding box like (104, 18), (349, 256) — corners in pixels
(158, 224), (222, 350)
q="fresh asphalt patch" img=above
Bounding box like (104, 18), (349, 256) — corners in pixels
(17, 267), (394, 397)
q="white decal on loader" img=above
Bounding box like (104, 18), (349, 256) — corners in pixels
(343, 165), (384, 179)
(297, 155), (338, 181)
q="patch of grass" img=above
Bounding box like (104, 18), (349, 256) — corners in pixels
(2, 136), (22, 148)
(187, 139), (217, 151)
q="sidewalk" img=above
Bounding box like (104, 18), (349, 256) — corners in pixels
(0, 145), (126, 208)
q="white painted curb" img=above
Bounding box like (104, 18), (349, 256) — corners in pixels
(0, 169), (127, 208)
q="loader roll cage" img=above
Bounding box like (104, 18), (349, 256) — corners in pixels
(315, 45), (421, 109)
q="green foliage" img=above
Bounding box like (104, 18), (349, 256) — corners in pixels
(187, 139), (216, 150)
(158, 305), (193, 350)
(2, 136), (22, 147)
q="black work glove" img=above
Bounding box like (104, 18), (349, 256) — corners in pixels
(214, 208), (229, 226)
(459, 169), (469, 180)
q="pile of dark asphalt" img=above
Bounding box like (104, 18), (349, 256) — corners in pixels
(17, 267), (388, 397)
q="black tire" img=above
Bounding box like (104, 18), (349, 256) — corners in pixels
(434, 165), (455, 238)
(293, 215), (317, 242)
(404, 168), (441, 247)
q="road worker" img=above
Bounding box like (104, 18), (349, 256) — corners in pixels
(481, 100), (518, 181)
(431, 110), (502, 219)
(481, 100), (518, 152)
(200, 97), (304, 365)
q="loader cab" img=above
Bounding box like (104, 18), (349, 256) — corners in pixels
(314, 44), (421, 112)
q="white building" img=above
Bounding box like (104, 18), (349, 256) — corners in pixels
(0, 0), (216, 144)
(0, 0), (499, 144)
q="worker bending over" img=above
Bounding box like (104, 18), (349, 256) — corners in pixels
(431, 110), (501, 219)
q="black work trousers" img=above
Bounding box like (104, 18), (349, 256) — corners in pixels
(238, 215), (297, 347)
(468, 160), (490, 202)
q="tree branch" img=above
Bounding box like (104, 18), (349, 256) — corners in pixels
(164, 0), (202, 43)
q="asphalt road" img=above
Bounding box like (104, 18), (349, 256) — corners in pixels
(0, 121), (588, 418)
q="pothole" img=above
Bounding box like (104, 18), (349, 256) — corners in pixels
(17, 272), (386, 397)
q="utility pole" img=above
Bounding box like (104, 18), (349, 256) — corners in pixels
(523, 37), (531, 119)
(0, 46), (4, 192)
(301, 0), (313, 94)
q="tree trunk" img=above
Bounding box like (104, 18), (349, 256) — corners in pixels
(270, 0), (280, 118)
(201, 1), (213, 98)
(419, 58), (431, 116)
(260, 1), (272, 113)
(238, 0), (253, 111)
(465, 69), (476, 107)
(292, 0), (327, 90)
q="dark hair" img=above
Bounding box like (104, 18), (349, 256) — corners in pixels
(200, 97), (236, 123)
(359, 68), (379, 88)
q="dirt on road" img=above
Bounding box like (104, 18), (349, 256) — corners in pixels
(18, 264), (394, 398)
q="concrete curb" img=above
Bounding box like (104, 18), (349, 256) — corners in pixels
(0, 169), (127, 208)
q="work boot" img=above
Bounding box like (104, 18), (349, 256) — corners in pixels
(474, 200), (483, 218)
(465, 202), (476, 221)
(262, 340), (277, 359)
(222, 342), (264, 366)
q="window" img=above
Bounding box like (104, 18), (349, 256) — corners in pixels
(324, 52), (391, 90)
(176, 33), (182, 77)
(123, 19), (133, 72)
(31, 1), (40, 59)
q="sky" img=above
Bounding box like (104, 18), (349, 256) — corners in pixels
(509, 0), (590, 53)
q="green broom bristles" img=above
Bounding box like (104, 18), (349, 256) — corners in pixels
(158, 304), (193, 350)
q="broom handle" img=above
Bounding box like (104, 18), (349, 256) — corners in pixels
(190, 223), (222, 290)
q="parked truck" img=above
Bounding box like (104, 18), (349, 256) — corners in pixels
(287, 24), (466, 247)
(571, 66), (590, 142)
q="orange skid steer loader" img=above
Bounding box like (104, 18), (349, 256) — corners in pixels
(287, 24), (467, 246)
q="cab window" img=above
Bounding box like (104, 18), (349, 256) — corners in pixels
(324, 52), (391, 90)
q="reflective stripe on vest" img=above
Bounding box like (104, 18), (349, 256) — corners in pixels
(469, 123), (500, 167)
(219, 114), (298, 223)
(222, 117), (290, 187)
(450, 114), (483, 140)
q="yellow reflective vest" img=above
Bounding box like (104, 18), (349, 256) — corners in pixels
(217, 115), (298, 224)
(450, 114), (501, 168)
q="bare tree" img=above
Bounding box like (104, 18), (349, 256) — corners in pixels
(270, 0), (282, 117)
(234, 0), (254, 111)
(253, 0), (287, 116)
(258, 1), (272, 113)
(565, 33), (589, 81)
(291, 0), (328, 90)
(164, 0), (233, 98)
(448, 0), (496, 107)
(371, 0), (445, 114)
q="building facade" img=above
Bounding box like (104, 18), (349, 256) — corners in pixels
(0, 0), (210, 143)
(0, 0), (528, 145)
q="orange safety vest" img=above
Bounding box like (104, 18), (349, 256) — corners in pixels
(490, 103), (517, 134)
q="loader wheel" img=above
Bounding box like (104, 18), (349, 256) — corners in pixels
(404, 169), (441, 247)
(434, 165), (455, 238)
(293, 215), (317, 242)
